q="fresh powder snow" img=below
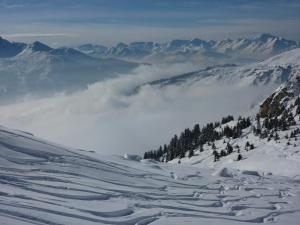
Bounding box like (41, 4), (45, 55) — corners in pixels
(0, 124), (300, 225)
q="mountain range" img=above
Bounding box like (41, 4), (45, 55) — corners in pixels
(0, 34), (299, 102)
(78, 33), (300, 64)
(0, 38), (138, 102)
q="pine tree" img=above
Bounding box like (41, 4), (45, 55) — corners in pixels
(221, 115), (234, 124)
(199, 144), (204, 152)
(220, 149), (227, 157)
(237, 154), (243, 161)
(188, 149), (194, 158)
(256, 114), (261, 134)
(143, 152), (148, 159)
(226, 143), (233, 154)
(213, 150), (220, 162)
(163, 144), (168, 153)
(234, 144), (240, 153)
(192, 124), (201, 147)
(245, 141), (250, 151)
(212, 142), (217, 150)
(274, 132), (280, 141)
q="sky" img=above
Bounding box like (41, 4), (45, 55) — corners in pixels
(1, 0), (300, 46)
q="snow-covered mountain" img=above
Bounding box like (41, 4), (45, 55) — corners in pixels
(212, 33), (299, 59)
(78, 34), (299, 64)
(0, 38), (138, 102)
(140, 48), (300, 90)
(0, 36), (26, 58)
(77, 43), (108, 58)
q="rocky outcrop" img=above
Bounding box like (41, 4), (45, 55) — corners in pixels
(259, 87), (293, 118)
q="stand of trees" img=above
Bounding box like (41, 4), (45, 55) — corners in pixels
(263, 111), (295, 131)
(144, 115), (252, 162)
(144, 94), (300, 162)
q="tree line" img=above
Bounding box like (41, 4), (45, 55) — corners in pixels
(143, 115), (251, 162)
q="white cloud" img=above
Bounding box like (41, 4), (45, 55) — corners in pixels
(0, 63), (275, 155)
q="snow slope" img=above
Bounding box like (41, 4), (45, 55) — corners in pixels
(0, 124), (300, 225)
(175, 121), (300, 177)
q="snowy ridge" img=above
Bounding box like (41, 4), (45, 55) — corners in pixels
(0, 36), (26, 58)
(78, 34), (299, 64)
(140, 48), (300, 89)
(1, 124), (300, 224)
(259, 48), (300, 67)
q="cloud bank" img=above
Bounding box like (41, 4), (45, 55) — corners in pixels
(0, 63), (275, 155)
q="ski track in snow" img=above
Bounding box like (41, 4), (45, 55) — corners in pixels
(0, 127), (300, 225)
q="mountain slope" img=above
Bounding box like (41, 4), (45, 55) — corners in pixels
(143, 52), (300, 178)
(140, 48), (300, 89)
(0, 36), (26, 58)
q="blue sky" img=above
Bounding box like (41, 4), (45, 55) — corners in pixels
(1, 0), (300, 46)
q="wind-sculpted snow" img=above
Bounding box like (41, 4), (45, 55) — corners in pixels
(0, 126), (300, 224)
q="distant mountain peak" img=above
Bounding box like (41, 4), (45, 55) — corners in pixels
(77, 33), (299, 63)
(116, 42), (127, 48)
(49, 47), (93, 59)
(0, 36), (9, 44)
(0, 36), (26, 58)
(190, 38), (207, 45)
(28, 41), (52, 52)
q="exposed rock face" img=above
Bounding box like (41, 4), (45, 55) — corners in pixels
(259, 75), (300, 118)
(259, 87), (293, 118)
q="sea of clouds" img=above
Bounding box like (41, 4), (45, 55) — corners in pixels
(0, 63), (276, 155)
